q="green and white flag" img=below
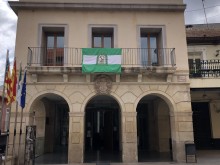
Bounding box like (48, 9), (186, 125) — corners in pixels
(82, 48), (122, 73)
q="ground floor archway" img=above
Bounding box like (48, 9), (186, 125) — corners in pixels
(84, 95), (122, 163)
(29, 93), (69, 164)
(191, 88), (220, 162)
(136, 94), (172, 162)
(192, 101), (220, 150)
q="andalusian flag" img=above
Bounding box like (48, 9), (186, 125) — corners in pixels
(82, 48), (122, 73)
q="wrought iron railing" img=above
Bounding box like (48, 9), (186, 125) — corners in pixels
(189, 60), (220, 77)
(27, 47), (176, 68)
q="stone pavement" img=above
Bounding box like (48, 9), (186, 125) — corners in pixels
(36, 150), (220, 165)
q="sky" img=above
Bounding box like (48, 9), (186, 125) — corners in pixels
(0, 0), (220, 85)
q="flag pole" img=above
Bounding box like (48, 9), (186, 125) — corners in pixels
(0, 50), (9, 135)
(17, 69), (26, 165)
(17, 107), (24, 165)
(11, 102), (18, 165)
(11, 62), (21, 165)
(3, 105), (12, 165)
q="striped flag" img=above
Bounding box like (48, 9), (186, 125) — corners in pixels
(82, 48), (122, 73)
(5, 54), (12, 105)
(10, 58), (17, 103)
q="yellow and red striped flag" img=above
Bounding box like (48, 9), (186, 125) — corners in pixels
(5, 54), (12, 105)
(10, 58), (17, 103)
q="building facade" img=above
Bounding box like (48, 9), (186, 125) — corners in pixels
(186, 24), (220, 151)
(9, 0), (192, 164)
(0, 88), (9, 134)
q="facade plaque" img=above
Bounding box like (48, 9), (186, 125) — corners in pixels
(94, 74), (112, 94)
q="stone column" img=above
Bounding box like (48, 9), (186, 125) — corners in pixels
(122, 112), (137, 162)
(170, 111), (194, 162)
(68, 112), (84, 163)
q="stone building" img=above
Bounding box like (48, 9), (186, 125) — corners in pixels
(9, 0), (192, 164)
(186, 24), (220, 152)
(0, 87), (9, 133)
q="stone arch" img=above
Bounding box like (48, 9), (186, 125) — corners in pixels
(81, 92), (125, 113)
(82, 92), (124, 162)
(27, 90), (71, 163)
(135, 90), (179, 161)
(27, 90), (72, 114)
(134, 90), (177, 115)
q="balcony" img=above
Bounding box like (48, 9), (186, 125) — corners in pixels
(189, 60), (220, 78)
(27, 47), (176, 74)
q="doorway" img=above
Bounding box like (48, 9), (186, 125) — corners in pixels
(192, 102), (212, 149)
(137, 95), (172, 162)
(84, 95), (121, 163)
(32, 94), (69, 164)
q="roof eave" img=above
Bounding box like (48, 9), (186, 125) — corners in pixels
(9, 1), (186, 15)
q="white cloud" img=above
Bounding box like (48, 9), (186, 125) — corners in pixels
(0, 0), (17, 85)
(184, 0), (220, 24)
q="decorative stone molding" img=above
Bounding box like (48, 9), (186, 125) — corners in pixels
(94, 74), (112, 94)
(69, 112), (84, 117)
(122, 112), (137, 117)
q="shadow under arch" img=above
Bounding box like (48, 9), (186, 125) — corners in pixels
(83, 94), (122, 163)
(81, 92), (125, 114)
(134, 91), (176, 115)
(28, 92), (70, 164)
(135, 91), (177, 162)
(27, 90), (72, 114)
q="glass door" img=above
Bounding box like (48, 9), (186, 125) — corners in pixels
(46, 33), (64, 66)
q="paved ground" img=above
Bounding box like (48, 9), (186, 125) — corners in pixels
(36, 150), (220, 165)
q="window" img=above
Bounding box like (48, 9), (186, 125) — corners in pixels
(41, 27), (65, 66)
(92, 28), (114, 48)
(140, 28), (163, 66)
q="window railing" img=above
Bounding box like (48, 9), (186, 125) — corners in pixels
(28, 47), (176, 68)
(189, 60), (220, 78)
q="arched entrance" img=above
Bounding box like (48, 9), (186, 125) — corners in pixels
(29, 93), (69, 164)
(84, 95), (122, 163)
(137, 94), (172, 162)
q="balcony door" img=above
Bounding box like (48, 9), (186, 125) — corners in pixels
(141, 33), (159, 66)
(140, 28), (163, 66)
(92, 28), (114, 48)
(46, 33), (64, 66)
(188, 52), (202, 77)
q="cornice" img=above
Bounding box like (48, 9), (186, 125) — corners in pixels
(9, 1), (186, 14)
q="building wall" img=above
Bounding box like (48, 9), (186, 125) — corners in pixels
(15, 9), (188, 71)
(19, 0), (184, 5)
(188, 44), (220, 87)
(188, 45), (220, 60)
(10, 0), (193, 163)
(210, 101), (220, 138)
(157, 100), (170, 152)
(9, 80), (192, 163)
(188, 41), (220, 141)
(0, 95), (9, 133)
